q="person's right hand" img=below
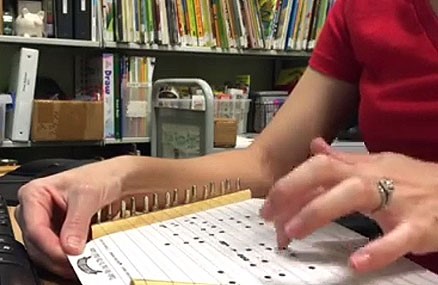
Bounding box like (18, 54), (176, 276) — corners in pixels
(15, 158), (125, 278)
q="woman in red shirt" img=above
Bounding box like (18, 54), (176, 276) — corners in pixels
(15, 0), (438, 278)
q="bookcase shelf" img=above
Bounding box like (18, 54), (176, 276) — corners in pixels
(104, 42), (311, 58)
(0, 137), (151, 148)
(0, 35), (101, 48)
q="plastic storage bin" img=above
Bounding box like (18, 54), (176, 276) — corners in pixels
(0, 94), (12, 142)
(251, 91), (289, 132)
(214, 99), (251, 134)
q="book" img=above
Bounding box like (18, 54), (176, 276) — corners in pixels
(54, 0), (74, 39)
(68, 181), (438, 285)
(6, 48), (39, 142)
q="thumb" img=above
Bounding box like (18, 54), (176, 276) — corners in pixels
(349, 222), (416, 273)
(310, 137), (372, 164)
(60, 197), (95, 255)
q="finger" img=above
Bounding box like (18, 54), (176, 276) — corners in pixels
(16, 203), (74, 277)
(274, 219), (290, 249)
(284, 177), (370, 240)
(349, 222), (417, 273)
(261, 185), (325, 222)
(310, 137), (373, 164)
(60, 190), (98, 255)
(261, 155), (351, 221)
(23, 236), (76, 278)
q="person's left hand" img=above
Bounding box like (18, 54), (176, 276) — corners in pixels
(261, 138), (438, 273)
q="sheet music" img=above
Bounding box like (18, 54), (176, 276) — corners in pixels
(68, 199), (438, 284)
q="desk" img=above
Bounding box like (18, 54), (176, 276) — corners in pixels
(8, 207), (80, 285)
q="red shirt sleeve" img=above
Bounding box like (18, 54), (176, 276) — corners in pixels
(309, 0), (362, 83)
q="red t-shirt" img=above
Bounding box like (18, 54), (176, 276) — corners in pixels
(309, 0), (438, 273)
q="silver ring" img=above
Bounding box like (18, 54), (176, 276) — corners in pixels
(372, 178), (395, 213)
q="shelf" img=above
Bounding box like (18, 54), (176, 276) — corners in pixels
(104, 42), (311, 58)
(104, 137), (150, 144)
(0, 35), (101, 48)
(0, 137), (150, 148)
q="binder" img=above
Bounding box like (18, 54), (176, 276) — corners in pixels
(6, 48), (39, 142)
(74, 0), (92, 40)
(54, 0), (73, 38)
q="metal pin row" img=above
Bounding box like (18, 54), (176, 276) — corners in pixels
(96, 178), (242, 224)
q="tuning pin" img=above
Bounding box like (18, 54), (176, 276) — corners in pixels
(107, 203), (113, 221)
(203, 185), (209, 200)
(191, 185), (197, 203)
(96, 208), (102, 224)
(209, 182), (215, 197)
(184, 189), (191, 204)
(165, 192), (171, 208)
(172, 189), (179, 207)
(152, 193), (159, 211)
(143, 196), (149, 214)
(121, 200), (127, 218)
(220, 180), (226, 195)
(130, 197), (136, 216)
(226, 179), (231, 192)
(236, 178), (241, 191)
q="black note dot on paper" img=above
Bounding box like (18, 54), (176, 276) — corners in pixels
(236, 221), (242, 224)
(191, 216), (197, 219)
(229, 217), (234, 220)
(245, 226), (251, 229)
(173, 233), (179, 236)
(194, 237), (200, 240)
(218, 219), (224, 222)
(190, 222), (195, 225)
(219, 230), (225, 234)
(308, 266), (316, 270)
(202, 221), (208, 224)
(245, 215), (251, 218)
(279, 273), (286, 277)
(164, 243), (170, 246)
(232, 248), (237, 252)
(229, 281), (236, 284)
(264, 276), (272, 280)
(259, 243), (265, 246)
(218, 270), (224, 274)
(259, 222), (264, 226)
(250, 263), (256, 267)
(184, 241), (189, 244)
(209, 233), (215, 236)
(201, 228), (206, 231)
(159, 224), (167, 228)
(199, 240), (205, 244)
(245, 248), (252, 252)
(262, 259), (268, 263)
(211, 225), (217, 229)
(266, 247), (273, 251)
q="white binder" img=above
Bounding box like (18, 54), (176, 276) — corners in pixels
(6, 47), (39, 142)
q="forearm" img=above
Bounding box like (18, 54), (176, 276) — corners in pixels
(116, 147), (274, 201)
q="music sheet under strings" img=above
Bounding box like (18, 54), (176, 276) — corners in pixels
(68, 198), (438, 285)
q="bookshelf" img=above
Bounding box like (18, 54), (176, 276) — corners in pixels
(0, 0), (336, 161)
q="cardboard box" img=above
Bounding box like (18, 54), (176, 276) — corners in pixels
(214, 118), (237, 148)
(31, 100), (104, 141)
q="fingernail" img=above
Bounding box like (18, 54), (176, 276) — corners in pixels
(67, 236), (84, 249)
(285, 218), (303, 238)
(350, 252), (371, 270)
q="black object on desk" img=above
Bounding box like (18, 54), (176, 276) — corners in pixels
(0, 158), (98, 206)
(0, 194), (40, 284)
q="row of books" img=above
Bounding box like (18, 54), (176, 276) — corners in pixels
(75, 53), (155, 139)
(101, 0), (336, 51)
